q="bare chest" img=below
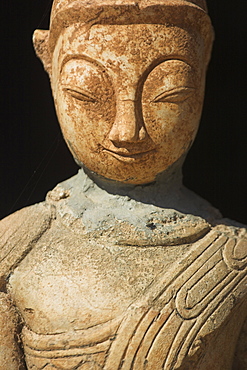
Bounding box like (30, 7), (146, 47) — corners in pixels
(7, 227), (247, 369)
(8, 231), (187, 334)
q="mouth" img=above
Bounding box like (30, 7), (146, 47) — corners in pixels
(102, 148), (155, 163)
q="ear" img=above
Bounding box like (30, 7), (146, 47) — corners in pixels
(33, 30), (52, 76)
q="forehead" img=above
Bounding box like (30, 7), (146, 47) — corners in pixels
(55, 23), (204, 75)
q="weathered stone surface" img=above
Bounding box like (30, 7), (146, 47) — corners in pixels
(0, 1), (246, 369)
(0, 293), (25, 370)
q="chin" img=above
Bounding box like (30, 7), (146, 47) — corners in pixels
(94, 166), (160, 185)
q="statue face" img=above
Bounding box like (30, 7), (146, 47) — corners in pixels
(51, 24), (206, 184)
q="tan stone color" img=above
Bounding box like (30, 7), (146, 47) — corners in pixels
(1, 194), (247, 369)
(0, 1), (246, 369)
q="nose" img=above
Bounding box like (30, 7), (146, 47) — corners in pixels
(108, 100), (147, 143)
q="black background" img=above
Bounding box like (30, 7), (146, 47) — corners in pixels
(1, 1), (246, 224)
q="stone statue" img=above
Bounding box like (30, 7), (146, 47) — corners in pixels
(1, 1), (246, 369)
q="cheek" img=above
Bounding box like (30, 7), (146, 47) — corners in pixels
(55, 90), (116, 148)
(142, 99), (201, 145)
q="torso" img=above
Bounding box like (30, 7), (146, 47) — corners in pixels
(9, 218), (191, 334)
(3, 174), (247, 369)
(7, 216), (247, 369)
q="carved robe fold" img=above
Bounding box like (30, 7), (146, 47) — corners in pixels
(0, 196), (246, 370)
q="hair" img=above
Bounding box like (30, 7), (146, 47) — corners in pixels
(49, 0), (213, 53)
(33, 0), (214, 74)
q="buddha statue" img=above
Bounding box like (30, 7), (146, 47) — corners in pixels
(0, 1), (246, 369)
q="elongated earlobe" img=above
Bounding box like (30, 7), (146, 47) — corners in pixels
(33, 30), (51, 75)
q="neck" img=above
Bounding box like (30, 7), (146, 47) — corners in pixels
(59, 155), (221, 223)
(83, 156), (184, 208)
(52, 156), (220, 246)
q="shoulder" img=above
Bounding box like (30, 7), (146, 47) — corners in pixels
(213, 219), (247, 271)
(215, 220), (247, 369)
(0, 202), (54, 282)
(214, 217), (247, 234)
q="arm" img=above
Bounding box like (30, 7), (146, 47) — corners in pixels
(0, 293), (25, 369)
(233, 317), (247, 370)
(0, 202), (54, 369)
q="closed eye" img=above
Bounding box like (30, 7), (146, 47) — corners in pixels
(152, 87), (196, 103)
(63, 87), (97, 103)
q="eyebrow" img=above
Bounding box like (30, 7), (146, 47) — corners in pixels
(60, 53), (195, 76)
(157, 56), (194, 69)
(60, 54), (106, 74)
(139, 56), (194, 84)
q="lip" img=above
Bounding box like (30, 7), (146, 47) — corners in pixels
(102, 148), (155, 162)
